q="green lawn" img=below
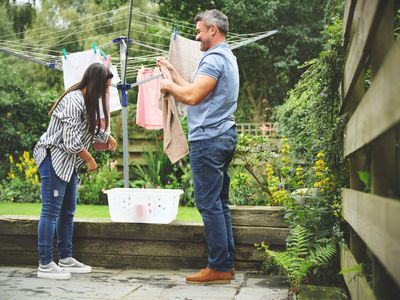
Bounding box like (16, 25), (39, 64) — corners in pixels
(0, 202), (202, 222)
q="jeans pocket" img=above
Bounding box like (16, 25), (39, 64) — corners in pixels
(39, 156), (51, 179)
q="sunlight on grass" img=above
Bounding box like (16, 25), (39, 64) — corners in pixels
(0, 202), (202, 222)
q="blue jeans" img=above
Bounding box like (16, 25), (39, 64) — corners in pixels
(189, 126), (237, 272)
(37, 152), (78, 265)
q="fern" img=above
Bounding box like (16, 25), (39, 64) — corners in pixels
(309, 243), (336, 266)
(260, 224), (336, 294)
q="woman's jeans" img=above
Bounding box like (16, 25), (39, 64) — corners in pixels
(37, 152), (78, 265)
(189, 126), (237, 272)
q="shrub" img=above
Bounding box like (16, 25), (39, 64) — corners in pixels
(231, 135), (298, 206)
(78, 161), (123, 205)
(0, 152), (40, 202)
(275, 17), (346, 173)
(0, 73), (57, 180)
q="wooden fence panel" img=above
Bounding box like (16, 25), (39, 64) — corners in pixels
(342, 0), (382, 103)
(340, 244), (376, 300)
(342, 188), (400, 286)
(343, 41), (400, 156)
(341, 0), (400, 297)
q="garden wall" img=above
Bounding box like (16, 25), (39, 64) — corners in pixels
(0, 206), (288, 270)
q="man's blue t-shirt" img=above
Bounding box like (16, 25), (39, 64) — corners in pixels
(188, 42), (239, 141)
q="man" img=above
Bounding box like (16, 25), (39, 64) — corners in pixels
(158, 9), (239, 284)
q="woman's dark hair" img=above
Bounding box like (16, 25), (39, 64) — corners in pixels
(49, 62), (113, 135)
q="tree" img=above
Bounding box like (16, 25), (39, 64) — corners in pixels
(0, 0), (36, 36)
(156, 0), (331, 121)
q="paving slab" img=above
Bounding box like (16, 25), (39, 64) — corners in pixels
(235, 275), (289, 300)
(0, 266), (289, 300)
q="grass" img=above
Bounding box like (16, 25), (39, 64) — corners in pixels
(0, 202), (202, 222)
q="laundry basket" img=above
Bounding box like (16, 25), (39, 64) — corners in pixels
(104, 188), (183, 224)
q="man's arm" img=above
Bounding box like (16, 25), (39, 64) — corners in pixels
(160, 74), (217, 106)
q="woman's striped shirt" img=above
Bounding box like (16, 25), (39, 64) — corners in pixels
(33, 90), (109, 182)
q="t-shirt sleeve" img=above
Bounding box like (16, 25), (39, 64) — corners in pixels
(196, 53), (224, 81)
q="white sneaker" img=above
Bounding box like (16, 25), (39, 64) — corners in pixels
(38, 261), (71, 279)
(58, 257), (92, 273)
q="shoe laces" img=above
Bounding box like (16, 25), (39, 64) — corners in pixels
(45, 261), (64, 272)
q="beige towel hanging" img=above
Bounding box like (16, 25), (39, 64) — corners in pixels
(159, 64), (189, 163)
(168, 33), (203, 117)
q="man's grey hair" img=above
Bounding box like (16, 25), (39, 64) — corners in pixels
(194, 9), (229, 35)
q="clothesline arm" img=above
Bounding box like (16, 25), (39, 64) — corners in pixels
(111, 72), (162, 89)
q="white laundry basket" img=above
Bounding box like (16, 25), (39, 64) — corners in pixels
(104, 188), (183, 224)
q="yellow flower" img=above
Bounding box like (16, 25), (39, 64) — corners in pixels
(8, 171), (15, 179)
(314, 182), (322, 188)
(23, 151), (30, 161)
(9, 154), (14, 164)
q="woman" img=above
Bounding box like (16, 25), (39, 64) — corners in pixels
(33, 63), (118, 279)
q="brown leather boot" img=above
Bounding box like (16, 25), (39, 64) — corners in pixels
(200, 267), (235, 279)
(230, 267), (236, 279)
(199, 267), (235, 279)
(186, 268), (231, 284)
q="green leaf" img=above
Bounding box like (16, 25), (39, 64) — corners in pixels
(357, 171), (370, 188)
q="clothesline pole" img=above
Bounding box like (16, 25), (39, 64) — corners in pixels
(120, 0), (134, 188)
(119, 39), (130, 188)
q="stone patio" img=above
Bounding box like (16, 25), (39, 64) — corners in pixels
(0, 266), (289, 300)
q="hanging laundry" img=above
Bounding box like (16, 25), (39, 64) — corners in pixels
(159, 64), (189, 163)
(62, 49), (121, 114)
(168, 34), (203, 116)
(136, 68), (163, 130)
(62, 49), (121, 151)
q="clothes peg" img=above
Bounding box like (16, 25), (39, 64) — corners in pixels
(173, 28), (179, 40)
(92, 42), (97, 54)
(100, 50), (107, 59)
(48, 60), (56, 69)
(62, 48), (67, 60)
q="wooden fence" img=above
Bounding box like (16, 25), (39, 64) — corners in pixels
(340, 1), (400, 299)
(236, 122), (278, 137)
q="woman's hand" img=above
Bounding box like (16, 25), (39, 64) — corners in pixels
(108, 135), (117, 152)
(78, 148), (97, 173)
(87, 158), (97, 173)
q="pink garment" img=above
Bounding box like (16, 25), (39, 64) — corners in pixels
(94, 55), (112, 151)
(136, 68), (163, 130)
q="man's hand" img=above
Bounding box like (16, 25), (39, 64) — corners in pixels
(160, 79), (172, 94)
(157, 57), (174, 72)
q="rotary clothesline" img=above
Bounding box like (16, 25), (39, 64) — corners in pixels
(0, 6), (276, 79)
(0, 3), (278, 187)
